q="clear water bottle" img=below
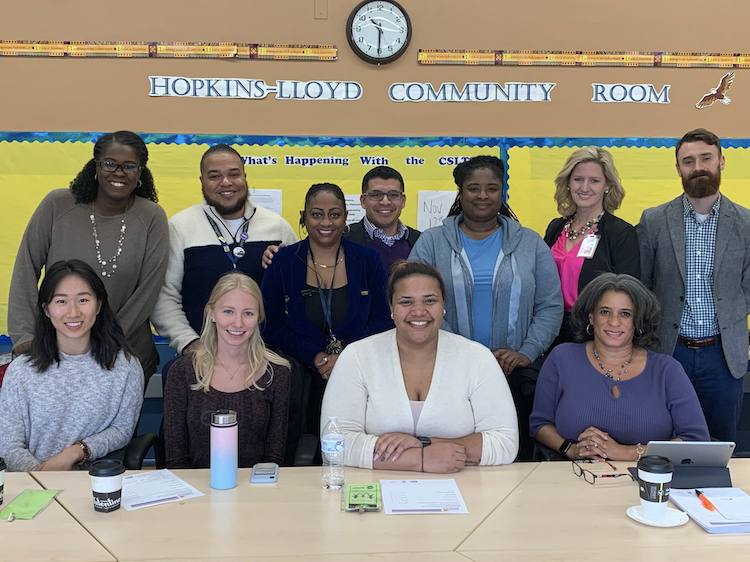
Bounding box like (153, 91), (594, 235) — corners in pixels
(321, 415), (345, 489)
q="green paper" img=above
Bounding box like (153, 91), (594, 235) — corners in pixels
(0, 489), (60, 520)
(343, 483), (381, 512)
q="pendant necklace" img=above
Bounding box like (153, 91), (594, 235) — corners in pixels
(90, 199), (129, 278)
(593, 346), (635, 382)
(217, 360), (244, 381)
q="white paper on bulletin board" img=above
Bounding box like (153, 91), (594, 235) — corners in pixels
(345, 194), (365, 225)
(417, 191), (455, 231)
(249, 189), (282, 216)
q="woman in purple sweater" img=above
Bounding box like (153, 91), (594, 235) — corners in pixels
(530, 273), (709, 461)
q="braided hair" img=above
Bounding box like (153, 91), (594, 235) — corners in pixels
(69, 131), (158, 204)
(447, 155), (517, 221)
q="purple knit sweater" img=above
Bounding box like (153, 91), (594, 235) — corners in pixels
(530, 343), (710, 444)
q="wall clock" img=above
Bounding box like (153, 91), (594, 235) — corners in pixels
(346, 0), (412, 65)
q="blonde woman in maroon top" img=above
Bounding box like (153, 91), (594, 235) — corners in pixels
(164, 272), (291, 468)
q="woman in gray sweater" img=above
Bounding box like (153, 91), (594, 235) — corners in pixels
(0, 260), (143, 471)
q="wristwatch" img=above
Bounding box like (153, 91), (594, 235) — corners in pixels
(558, 439), (576, 456)
(417, 436), (431, 447)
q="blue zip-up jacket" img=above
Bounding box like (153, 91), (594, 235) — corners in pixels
(408, 214), (563, 362)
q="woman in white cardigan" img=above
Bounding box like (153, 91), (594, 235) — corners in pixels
(321, 261), (519, 473)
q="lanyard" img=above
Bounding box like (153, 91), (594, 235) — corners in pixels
(204, 210), (252, 270)
(309, 245), (341, 333)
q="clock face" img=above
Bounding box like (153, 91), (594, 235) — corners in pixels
(346, 0), (412, 64)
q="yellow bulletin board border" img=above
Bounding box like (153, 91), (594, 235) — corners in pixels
(418, 50), (750, 68)
(4, 132), (750, 342)
(0, 41), (337, 60)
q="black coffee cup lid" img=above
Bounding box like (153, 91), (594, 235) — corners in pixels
(637, 454), (673, 473)
(89, 459), (125, 477)
(0, 456), (5, 471)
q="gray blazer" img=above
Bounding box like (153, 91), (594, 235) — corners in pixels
(637, 194), (750, 378)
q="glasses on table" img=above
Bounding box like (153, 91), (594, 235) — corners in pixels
(571, 460), (635, 485)
(365, 190), (403, 201)
(97, 160), (142, 175)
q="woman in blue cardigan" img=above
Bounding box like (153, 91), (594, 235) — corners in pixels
(261, 183), (392, 435)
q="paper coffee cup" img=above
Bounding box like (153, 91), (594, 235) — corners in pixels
(637, 455), (673, 520)
(89, 459), (125, 513)
(0, 456), (6, 506)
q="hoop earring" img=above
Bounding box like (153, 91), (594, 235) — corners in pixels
(390, 312), (394, 319)
(443, 309), (446, 315)
(136, 180), (143, 188)
(94, 174), (98, 181)
(586, 324), (594, 335)
(636, 328), (643, 337)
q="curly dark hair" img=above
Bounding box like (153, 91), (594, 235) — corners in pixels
(447, 155), (517, 221)
(569, 273), (661, 348)
(69, 131), (157, 204)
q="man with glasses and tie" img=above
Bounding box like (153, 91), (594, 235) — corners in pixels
(344, 166), (421, 272)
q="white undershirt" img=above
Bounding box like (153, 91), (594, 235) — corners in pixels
(410, 400), (425, 434)
(225, 218), (245, 236)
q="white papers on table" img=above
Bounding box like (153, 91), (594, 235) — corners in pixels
(379, 479), (468, 515)
(121, 469), (204, 511)
(670, 488), (750, 533)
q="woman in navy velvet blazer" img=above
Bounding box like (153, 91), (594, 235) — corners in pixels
(261, 183), (392, 435)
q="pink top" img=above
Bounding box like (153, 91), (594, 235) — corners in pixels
(551, 231), (585, 312)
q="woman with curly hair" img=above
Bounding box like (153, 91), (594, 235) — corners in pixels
(408, 155), (563, 460)
(8, 131), (168, 387)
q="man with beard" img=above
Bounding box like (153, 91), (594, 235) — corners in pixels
(152, 144), (297, 356)
(638, 128), (750, 442)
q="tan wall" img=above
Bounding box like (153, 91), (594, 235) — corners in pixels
(0, 0), (746, 138)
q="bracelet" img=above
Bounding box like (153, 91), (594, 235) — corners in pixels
(76, 440), (91, 464)
(421, 446), (425, 472)
(636, 443), (644, 461)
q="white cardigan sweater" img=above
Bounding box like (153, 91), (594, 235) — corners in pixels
(320, 329), (519, 468)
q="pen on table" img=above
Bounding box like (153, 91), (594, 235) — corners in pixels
(695, 489), (717, 512)
(7, 513), (15, 522)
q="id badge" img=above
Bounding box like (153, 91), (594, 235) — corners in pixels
(577, 235), (600, 259)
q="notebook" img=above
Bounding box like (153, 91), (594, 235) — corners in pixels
(670, 488), (750, 534)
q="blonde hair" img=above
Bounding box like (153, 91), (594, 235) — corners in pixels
(553, 146), (625, 217)
(191, 273), (290, 392)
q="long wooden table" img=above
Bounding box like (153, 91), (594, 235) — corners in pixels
(0, 472), (115, 562)
(33, 464), (536, 561)
(457, 459), (750, 561)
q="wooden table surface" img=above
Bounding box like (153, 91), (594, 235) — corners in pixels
(457, 459), (750, 561)
(0, 471), (115, 562)
(34, 464), (536, 561)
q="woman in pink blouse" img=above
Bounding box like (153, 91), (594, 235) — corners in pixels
(543, 147), (639, 348)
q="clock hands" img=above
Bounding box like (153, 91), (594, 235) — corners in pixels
(370, 18), (383, 54)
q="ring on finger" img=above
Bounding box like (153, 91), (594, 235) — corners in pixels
(594, 443), (599, 448)
(585, 445), (589, 450)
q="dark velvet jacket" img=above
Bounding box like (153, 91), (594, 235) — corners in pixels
(260, 237), (393, 369)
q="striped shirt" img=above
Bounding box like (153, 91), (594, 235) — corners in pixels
(680, 194), (721, 338)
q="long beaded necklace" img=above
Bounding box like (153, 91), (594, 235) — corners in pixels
(593, 346), (635, 381)
(563, 210), (605, 241)
(90, 200), (129, 278)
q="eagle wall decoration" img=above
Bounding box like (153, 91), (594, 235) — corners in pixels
(696, 72), (735, 109)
